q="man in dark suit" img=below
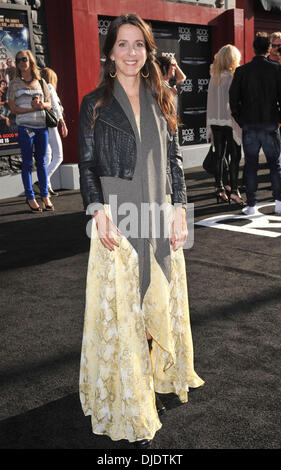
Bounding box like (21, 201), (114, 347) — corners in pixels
(229, 32), (281, 215)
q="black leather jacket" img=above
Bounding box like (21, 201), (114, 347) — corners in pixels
(229, 56), (281, 127)
(78, 87), (187, 210)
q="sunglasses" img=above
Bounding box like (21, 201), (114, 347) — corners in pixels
(271, 44), (281, 48)
(16, 57), (28, 63)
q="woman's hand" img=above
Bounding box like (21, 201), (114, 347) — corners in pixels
(60, 120), (68, 138)
(94, 210), (121, 251)
(170, 206), (188, 251)
(31, 97), (44, 110)
(31, 97), (51, 111)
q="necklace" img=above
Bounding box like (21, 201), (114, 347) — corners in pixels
(21, 76), (33, 85)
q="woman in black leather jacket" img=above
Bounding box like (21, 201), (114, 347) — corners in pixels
(78, 13), (204, 449)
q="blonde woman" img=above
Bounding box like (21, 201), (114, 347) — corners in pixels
(206, 44), (245, 206)
(41, 67), (68, 196)
(8, 50), (54, 212)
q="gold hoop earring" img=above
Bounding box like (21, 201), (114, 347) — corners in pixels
(141, 70), (149, 78)
(109, 60), (117, 78)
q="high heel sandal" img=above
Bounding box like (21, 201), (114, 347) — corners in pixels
(41, 196), (55, 211)
(147, 338), (166, 415)
(48, 186), (59, 197)
(25, 198), (42, 213)
(229, 190), (246, 207)
(215, 188), (229, 204)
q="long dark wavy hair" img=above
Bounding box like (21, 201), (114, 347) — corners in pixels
(94, 13), (177, 132)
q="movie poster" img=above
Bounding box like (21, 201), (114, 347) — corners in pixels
(0, 6), (33, 155)
(98, 16), (211, 146)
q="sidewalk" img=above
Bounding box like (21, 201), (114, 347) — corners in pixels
(0, 162), (280, 449)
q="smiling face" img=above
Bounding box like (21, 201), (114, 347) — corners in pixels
(110, 24), (147, 80)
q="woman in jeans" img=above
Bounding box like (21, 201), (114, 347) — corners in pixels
(207, 44), (245, 206)
(41, 67), (68, 196)
(8, 50), (54, 212)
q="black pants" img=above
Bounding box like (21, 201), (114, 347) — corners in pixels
(211, 125), (241, 191)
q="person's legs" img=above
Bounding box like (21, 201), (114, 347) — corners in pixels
(242, 126), (261, 207)
(33, 127), (49, 198)
(46, 127), (63, 187)
(211, 125), (227, 190)
(45, 143), (52, 174)
(228, 138), (241, 192)
(226, 131), (245, 206)
(260, 125), (281, 204)
(18, 126), (35, 200)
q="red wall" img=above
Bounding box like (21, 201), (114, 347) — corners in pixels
(45, 0), (245, 164)
(236, 0), (255, 63)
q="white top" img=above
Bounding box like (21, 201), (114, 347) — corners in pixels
(47, 83), (63, 120)
(7, 77), (50, 128)
(206, 71), (241, 145)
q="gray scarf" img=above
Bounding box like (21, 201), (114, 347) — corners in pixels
(108, 78), (171, 304)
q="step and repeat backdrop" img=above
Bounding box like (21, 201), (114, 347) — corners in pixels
(98, 17), (211, 146)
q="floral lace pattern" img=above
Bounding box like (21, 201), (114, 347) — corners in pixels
(79, 206), (204, 442)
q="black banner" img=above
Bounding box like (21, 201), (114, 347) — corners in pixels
(98, 17), (211, 146)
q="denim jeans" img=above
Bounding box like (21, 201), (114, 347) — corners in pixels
(211, 125), (241, 190)
(18, 126), (49, 199)
(242, 124), (281, 206)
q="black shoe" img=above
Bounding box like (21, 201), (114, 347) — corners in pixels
(41, 197), (55, 211)
(25, 198), (42, 213)
(229, 190), (246, 207)
(215, 188), (229, 204)
(48, 187), (59, 197)
(134, 439), (151, 449)
(155, 393), (166, 415)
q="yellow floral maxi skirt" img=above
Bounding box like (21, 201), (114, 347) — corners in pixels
(79, 205), (204, 443)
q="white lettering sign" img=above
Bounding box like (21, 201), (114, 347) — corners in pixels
(178, 26), (192, 42)
(198, 78), (209, 93)
(180, 78), (193, 94)
(98, 19), (111, 35)
(161, 51), (176, 59)
(196, 28), (208, 43)
(182, 128), (195, 143)
(196, 203), (281, 238)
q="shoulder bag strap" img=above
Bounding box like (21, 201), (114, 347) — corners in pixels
(39, 79), (45, 100)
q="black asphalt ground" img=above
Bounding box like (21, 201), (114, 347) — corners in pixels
(0, 158), (280, 451)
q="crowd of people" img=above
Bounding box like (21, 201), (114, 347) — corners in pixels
(5, 30), (281, 218)
(206, 30), (281, 215)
